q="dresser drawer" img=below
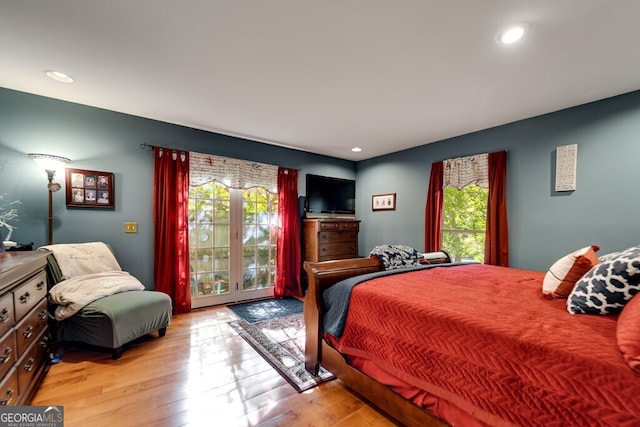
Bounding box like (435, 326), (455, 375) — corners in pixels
(17, 327), (48, 395)
(0, 368), (18, 406)
(319, 221), (341, 231)
(0, 330), (16, 381)
(338, 222), (359, 232)
(318, 221), (359, 232)
(13, 271), (47, 321)
(318, 231), (357, 244)
(15, 299), (48, 357)
(0, 293), (15, 338)
(318, 242), (358, 260)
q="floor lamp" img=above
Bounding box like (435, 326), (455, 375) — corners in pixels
(28, 153), (71, 245)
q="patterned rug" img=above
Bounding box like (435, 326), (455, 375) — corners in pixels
(228, 312), (335, 392)
(227, 297), (303, 323)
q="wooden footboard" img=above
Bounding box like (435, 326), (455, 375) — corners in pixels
(303, 258), (448, 427)
(303, 257), (382, 374)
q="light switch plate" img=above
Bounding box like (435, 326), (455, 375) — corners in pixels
(124, 222), (138, 233)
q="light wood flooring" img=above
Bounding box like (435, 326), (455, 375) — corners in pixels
(32, 304), (396, 427)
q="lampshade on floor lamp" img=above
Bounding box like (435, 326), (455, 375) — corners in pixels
(28, 153), (71, 245)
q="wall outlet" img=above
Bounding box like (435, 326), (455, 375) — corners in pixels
(124, 222), (138, 233)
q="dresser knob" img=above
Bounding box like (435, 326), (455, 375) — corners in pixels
(0, 347), (11, 364)
(0, 388), (13, 406)
(23, 357), (35, 372)
(23, 325), (34, 339)
(20, 292), (31, 304)
(0, 309), (8, 323)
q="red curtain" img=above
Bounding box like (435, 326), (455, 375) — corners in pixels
(424, 161), (444, 252)
(153, 147), (191, 313)
(484, 151), (509, 266)
(275, 167), (302, 298)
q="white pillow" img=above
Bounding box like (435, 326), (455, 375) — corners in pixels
(542, 245), (599, 299)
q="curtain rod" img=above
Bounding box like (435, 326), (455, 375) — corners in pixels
(139, 143), (299, 171)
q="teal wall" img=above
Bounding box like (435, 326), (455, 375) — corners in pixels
(2, 87), (640, 286)
(0, 88), (356, 287)
(356, 90), (640, 271)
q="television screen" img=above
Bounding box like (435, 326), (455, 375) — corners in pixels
(305, 174), (356, 215)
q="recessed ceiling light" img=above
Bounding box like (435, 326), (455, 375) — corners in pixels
(45, 70), (74, 83)
(497, 24), (528, 44)
(351, 147), (362, 152)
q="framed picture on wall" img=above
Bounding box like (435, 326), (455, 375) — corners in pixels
(372, 193), (396, 211)
(66, 168), (115, 208)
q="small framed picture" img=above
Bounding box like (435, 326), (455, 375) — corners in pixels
(66, 168), (115, 209)
(372, 193), (396, 211)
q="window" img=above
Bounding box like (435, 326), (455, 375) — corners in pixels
(442, 185), (488, 263)
(426, 151), (508, 266)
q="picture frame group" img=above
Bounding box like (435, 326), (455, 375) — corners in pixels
(66, 168), (115, 208)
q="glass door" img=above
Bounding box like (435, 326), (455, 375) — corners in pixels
(189, 181), (277, 308)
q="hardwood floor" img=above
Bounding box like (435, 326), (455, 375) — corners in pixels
(32, 305), (396, 427)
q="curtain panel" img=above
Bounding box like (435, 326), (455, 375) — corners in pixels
(153, 147), (191, 313)
(424, 161), (444, 253)
(484, 151), (509, 266)
(275, 168), (302, 298)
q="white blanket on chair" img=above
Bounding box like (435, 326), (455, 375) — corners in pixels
(48, 271), (145, 320)
(39, 242), (122, 279)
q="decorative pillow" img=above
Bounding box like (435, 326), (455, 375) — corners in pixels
(542, 245), (599, 299)
(599, 245), (640, 263)
(567, 246), (640, 315)
(617, 293), (640, 372)
(369, 245), (420, 270)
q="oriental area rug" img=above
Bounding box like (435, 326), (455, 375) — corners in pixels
(228, 299), (334, 393)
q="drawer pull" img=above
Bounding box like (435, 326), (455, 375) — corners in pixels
(0, 388), (13, 406)
(0, 347), (11, 364)
(23, 357), (35, 372)
(36, 280), (45, 290)
(39, 310), (48, 320)
(0, 309), (8, 323)
(20, 292), (31, 304)
(23, 325), (34, 339)
(40, 335), (50, 347)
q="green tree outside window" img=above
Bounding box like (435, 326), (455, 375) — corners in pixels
(441, 185), (488, 263)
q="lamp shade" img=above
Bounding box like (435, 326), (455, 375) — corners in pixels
(28, 153), (71, 170)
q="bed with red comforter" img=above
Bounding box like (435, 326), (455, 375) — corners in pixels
(303, 258), (640, 427)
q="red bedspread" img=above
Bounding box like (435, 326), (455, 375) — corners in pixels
(326, 264), (640, 426)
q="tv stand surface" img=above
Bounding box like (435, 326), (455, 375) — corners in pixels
(304, 213), (357, 220)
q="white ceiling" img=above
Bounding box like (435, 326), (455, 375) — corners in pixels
(2, 1), (639, 161)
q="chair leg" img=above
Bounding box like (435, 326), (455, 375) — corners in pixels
(158, 327), (167, 337)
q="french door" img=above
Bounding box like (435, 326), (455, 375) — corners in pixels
(189, 181), (278, 308)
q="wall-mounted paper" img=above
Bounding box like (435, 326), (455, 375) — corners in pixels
(555, 144), (577, 191)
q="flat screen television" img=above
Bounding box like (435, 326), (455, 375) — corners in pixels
(305, 174), (356, 217)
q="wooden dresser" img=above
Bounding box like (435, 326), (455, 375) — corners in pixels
(303, 219), (360, 262)
(0, 251), (50, 406)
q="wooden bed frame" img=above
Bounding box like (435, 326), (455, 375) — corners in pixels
(303, 257), (449, 427)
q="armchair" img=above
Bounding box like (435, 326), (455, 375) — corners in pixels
(41, 242), (172, 359)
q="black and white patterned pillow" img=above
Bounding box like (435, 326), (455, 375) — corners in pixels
(598, 245), (640, 262)
(369, 245), (420, 270)
(567, 246), (640, 315)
